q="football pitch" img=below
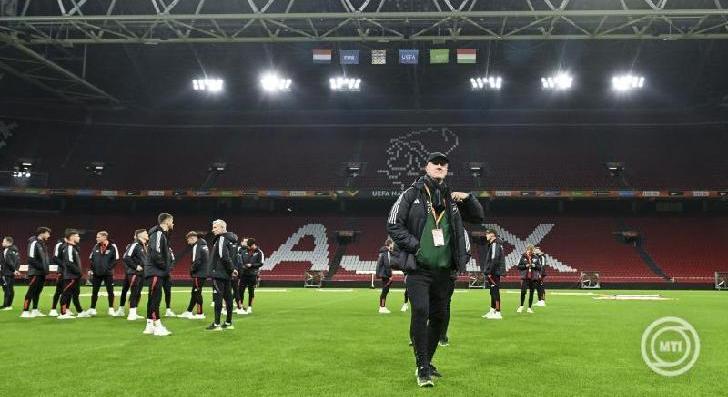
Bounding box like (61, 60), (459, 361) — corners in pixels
(0, 286), (725, 396)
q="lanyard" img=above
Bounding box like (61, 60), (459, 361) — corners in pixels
(423, 185), (445, 228)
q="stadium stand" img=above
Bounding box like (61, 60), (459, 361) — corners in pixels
(1, 212), (723, 285)
(2, 123), (727, 191)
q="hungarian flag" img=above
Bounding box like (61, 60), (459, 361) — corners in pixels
(456, 48), (476, 64)
(429, 49), (449, 64)
(313, 49), (332, 64)
(371, 49), (386, 64)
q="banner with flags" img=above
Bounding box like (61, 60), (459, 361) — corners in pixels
(313, 49), (332, 64)
(429, 49), (449, 64)
(399, 49), (419, 64)
(371, 49), (386, 64)
(340, 50), (360, 64)
(456, 48), (476, 64)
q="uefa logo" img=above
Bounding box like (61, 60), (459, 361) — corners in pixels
(641, 317), (700, 377)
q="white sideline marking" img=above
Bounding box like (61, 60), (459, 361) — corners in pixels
(593, 294), (674, 301)
(76, 289), (288, 297)
(453, 290), (470, 294)
(504, 290), (595, 296)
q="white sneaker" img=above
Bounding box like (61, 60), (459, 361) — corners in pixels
(488, 312), (503, 320)
(77, 310), (92, 318)
(516, 306), (524, 313)
(57, 313), (76, 320)
(31, 309), (45, 317)
(115, 308), (125, 317)
(154, 325), (171, 337)
(527, 308), (534, 314)
(482, 308), (495, 318)
(87, 308), (97, 317)
(536, 300), (546, 307)
(401, 303), (409, 312)
(143, 321), (155, 335)
(192, 314), (206, 320)
(179, 311), (194, 319)
(165, 309), (176, 317)
(221, 308), (227, 316)
(108, 308), (118, 317)
(234, 308), (245, 315)
(378, 306), (391, 314)
(127, 313), (143, 321)
(20, 311), (32, 318)
(48, 309), (59, 317)
(246, 307), (253, 314)
(1, 306), (12, 311)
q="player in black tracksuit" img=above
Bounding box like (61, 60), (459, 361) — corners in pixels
(232, 239), (245, 311)
(162, 249), (176, 317)
(183, 232), (209, 317)
(50, 238), (67, 315)
(2, 237), (20, 309)
(376, 239), (395, 312)
(517, 246), (542, 312)
(143, 213), (174, 336)
(207, 220), (238, 330)
(535, 248), (547, 305)
(482, 230), (506, 319)
(88, 231), (120, 315)
(120, 229), (149, 319)
(59, 230), (84, 318)
(240, 238), (264, 313)
(22, 227), (51, 316)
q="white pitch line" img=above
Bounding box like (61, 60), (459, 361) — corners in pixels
(315, 289), (353, 292)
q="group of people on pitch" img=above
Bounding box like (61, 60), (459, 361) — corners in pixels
(0, 213), (265, 336)
(380, 151), (549, 387)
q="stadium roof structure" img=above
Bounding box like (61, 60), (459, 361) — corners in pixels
(2, 0), (728, 105)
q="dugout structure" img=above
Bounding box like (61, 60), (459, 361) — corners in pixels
(304, 271), (325, 288)
(715, 272), (728, 290)
(580, 271), (601, 289)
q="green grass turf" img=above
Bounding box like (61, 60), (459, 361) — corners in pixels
(0, 286), (725, 396)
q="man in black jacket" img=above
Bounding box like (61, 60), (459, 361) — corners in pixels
(143, 213), (174, 336)
(180, 231), (209, 320)
(58, 229), (86, 319)
(482, 229), (505, 320)
(206, 219), (238, 331)
(21, 227), (51, 318)
(387, 152), (484, 387)
(49, 238), (67, 317)
(239, 238), (264, 315)
(1, 236), (20, 310)
(87, 231), (120, 317)
(120, 229), (149, 320)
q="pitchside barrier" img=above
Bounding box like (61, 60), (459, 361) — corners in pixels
(355, 270), (405, 288)
(468, 272), (485, 288)
(580, 271), (601, 289)
(715, 272), (728, 290)
(304, 271), (325, 288)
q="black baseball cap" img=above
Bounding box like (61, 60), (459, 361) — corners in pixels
(426, 152), (449, 165)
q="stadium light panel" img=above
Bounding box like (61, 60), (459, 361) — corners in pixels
(260, 72), (292, 92)
(192, 78), (224, 92)
(541, 72), (573, 91)
(469, 76), (502, 91)
(329, 77), (361, 92)
(611, 73), (645, 92)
